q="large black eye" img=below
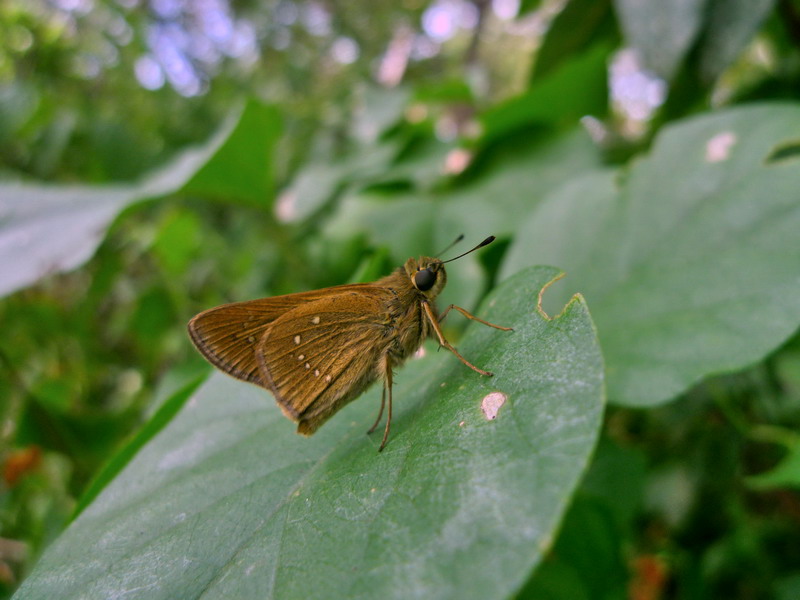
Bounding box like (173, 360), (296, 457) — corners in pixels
(414, 268), (436, 291)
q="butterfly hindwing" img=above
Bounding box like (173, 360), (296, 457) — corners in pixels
(256, 287), (395, 433)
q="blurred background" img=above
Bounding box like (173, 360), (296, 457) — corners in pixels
(2, 0), (800, 598)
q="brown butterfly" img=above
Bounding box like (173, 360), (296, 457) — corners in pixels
(187, 235), (511, 451)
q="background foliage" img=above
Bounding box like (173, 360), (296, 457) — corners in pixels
(2, 0), (800, 598)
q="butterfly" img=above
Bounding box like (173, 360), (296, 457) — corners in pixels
(188, 236), (511, 450)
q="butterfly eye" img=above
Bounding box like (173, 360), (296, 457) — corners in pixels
(413, 268), (436, 291)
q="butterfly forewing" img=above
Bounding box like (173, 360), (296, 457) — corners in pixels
(256, 288), (395, 433)
(187, 285), (370, 385)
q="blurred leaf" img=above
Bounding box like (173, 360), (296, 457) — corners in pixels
(0, 183), (136, 298)
(0, 100), (279, 298)
(181, 101), (282, 206)
(503, 104), (800, 406)
(152, 210), (202, 276)
(14, 267), (604, 600)
(441, 129), (601, 246)
(515, 559), (592, 600)
(350, 86), (411, 142)
(579, 437), (647, 532)
(130, 287), (175, 352)
(0, 82), (39, 146)
(481, 43), (610, 144)
(279, 141), (396, 222)
(775, 573), (800, 600)
(72, 375), (205, 518)
(552, 496), (628, 598)
(613, 0), (707, 81)
(412, 79), (473, 104)
(326, 128), (601, 312)
(517, 495), (628, 600)
(329, 128), (601, 257)
(698, 0), (776, 83)
(532, 0), (617, 82)
(747, 438), (800, 489)
(518, 0), (545, 16)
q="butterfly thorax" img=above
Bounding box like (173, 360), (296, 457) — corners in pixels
(371, 256), (447, 364)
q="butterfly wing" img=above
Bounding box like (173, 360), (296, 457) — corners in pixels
(255, 287), (396, 434)
(187, 284), (374, 385)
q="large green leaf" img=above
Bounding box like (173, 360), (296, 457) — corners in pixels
(0, 100), (280, 298)
(13, 266), (604, 600)
(502, 104), (800, 406)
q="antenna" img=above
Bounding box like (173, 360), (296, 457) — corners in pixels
(435, 234), (465, 258)
(441, 236), (495, 264)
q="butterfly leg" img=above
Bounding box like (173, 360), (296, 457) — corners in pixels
(378, 355), (393, 452)
(438, 304), (513, 331)
(421, 301), (494, 377)
(367, 386), (386, 434)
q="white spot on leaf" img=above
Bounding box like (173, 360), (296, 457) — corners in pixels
(705, 131), (736, 163)
(481, 391), (507, 420)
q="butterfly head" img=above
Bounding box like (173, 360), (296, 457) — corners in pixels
(405, 256), (447, 299)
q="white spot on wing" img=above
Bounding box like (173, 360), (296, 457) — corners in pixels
(298, 354), (305, 360)
(312, 316), (320, 324)
(314, 369), (320, 377)
(305, 363), (310, 369)
(294, 335), (301, 345)
(481, 391), (507, 420)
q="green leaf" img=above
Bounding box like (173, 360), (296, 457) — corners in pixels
(531, 0), (617, 82)
(525, 496), (627, 600)
(0, 100), (280, 298)
(278, 141), (396, 223)
(480, 43), (610, 144)
(502, 104), (800, 406)
(0, 81), (39, 145)
(613, 0), (707, 80)
(518, 0), (545, 16)
(775, 573), (800, 600)
(747, 438), (800, 490)
(697, 0), (776, 82)
(72, 375), (206, 518)
(13, 267), (604, 600)
(518, 438), (643, 599)
(181, 101), (282, 206)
